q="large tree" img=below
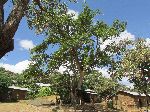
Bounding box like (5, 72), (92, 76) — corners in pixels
(28, 4), (127, 92)
(114, 39), (150, 92)
(114, 39), (150, 110)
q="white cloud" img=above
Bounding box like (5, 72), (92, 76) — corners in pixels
(19, 40), (35, 50)
(67, 9), (79, 20)
(119, 77), (134, 89)
(0, 60), (31, 74)
(58, 65), (73, 75)
(100, 31), (135, 50)
(58, 65), (67, 74)
(145, 38), (150, 47)
(115, 30), (135, 43)
(94, 67), (110, 78)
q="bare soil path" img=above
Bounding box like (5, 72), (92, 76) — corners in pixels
(0, 102), (53, 112)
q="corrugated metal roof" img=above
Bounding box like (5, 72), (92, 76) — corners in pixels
(121, 91), (149, 96)
(8, 86), (31, 91)
(85, 89), (93, 92)
(36, 83), (51, 87)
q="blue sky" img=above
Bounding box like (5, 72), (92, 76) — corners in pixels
(0, 0), (150, 86)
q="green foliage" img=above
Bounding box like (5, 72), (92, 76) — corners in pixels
(12, 70), (40, 99)
(26, 2), (132, 104)
(14, 74), (28, 87)
(13, 70), (36, 88)
(18, 70), (69, 99)
(48, 72), (72, 103)
(0, 74), (11, 89)
(27, 0), (68, 34)
(0, 67), (13, 94)
(83, 70), (127, 100)
(114, 39), (150, 94)
(27, 3), (127, 84)
(36, 87), (54, 97)
(26, 84), (40, 99)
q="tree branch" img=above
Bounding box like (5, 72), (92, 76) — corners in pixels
(3, 0), (29, 36)
(0, 4), (4, 37)
(0, 0), (8, 5)
(0, 0), (29, 58)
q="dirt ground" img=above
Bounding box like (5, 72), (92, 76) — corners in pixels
(0, 101), (114, 112)
(0, 102), (53, 112)
(0, 101), (121, 112)
(0, 99), (144, 112)
(0, 95), (124, 112)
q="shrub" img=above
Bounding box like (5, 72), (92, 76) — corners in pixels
(36, 87), (54, 97)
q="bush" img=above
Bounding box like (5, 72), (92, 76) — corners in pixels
(36, 87), (54, 97)
(0, 73), (12, 93)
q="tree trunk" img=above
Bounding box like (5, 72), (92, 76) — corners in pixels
(144, 90), (149, 112)
(71, 48), (85, 90)
(71, 48), (85, 105)
(0, 0), (29, 58)
(70, 74), (75, 104)
(77, 70), (84, 89)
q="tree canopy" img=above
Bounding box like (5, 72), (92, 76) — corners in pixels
(0, 67), (13, 93)
(83, 70), (129, 100)
(114, 39), (150, 94)
(27, 3), (128, 90)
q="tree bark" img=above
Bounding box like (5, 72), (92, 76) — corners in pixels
(143, 90), (149, 112)
(71, 48), (84, 90)
(77, 70), (84, 89)
(0, 0), (29, 58)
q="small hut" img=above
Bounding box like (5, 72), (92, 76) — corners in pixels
(112, 91), (149, 111)
(8, 86), (31, 100)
